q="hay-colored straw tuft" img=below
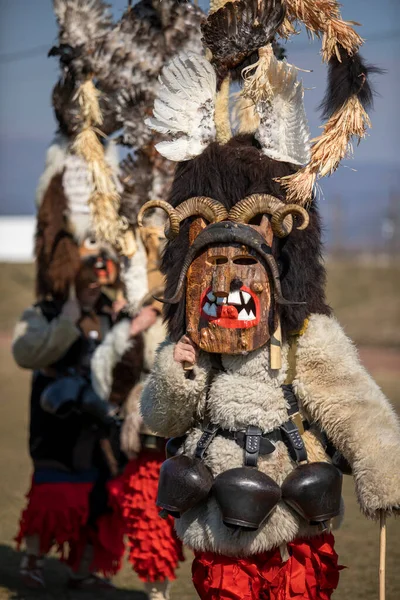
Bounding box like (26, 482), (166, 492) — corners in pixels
(242, 45), (274, 105)
(281, 0), (363, 61)
(278, 96), (371, 204)
(72, 78), (127, 252)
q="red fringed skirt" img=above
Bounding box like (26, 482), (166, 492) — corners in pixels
(123, 450), (184, 582)
(192, 533), (343, 600)
(16, 480), (93, 555)
(17, 474), (126, 577)
(66, 474), (126, 577)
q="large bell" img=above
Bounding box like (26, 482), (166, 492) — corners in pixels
(165, 435), (188, 459)
(157, 454), (214, 517)
(213, 467), (282, 530)
(281, 462), (343, 523)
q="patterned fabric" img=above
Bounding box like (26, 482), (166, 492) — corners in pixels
(192, 534), (342, 600)
(123, 450), (184, 582)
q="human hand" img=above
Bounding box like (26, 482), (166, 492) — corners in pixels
(173, 335), (197, 368)
(61, 297), (81, 324)
(130, 305), (158, 337)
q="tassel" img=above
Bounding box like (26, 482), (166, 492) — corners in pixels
(72, 79), (127, 252)
(278, 95), (370, 204)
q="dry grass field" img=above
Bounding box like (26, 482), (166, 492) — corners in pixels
(0, 261), (399, 599)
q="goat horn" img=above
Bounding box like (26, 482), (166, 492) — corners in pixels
(271, 204), (309, 238)
(137, 200), (180, 240)
(176, 196), (228, 224)
(228, 194), (292, 231)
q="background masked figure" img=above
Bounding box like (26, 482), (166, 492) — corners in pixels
(139, 1), (400, 598)
(12, 0), (204, 594)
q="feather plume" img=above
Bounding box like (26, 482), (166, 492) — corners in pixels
(145, 52), (217, 162)
(53, 0), (113, 52)
(202, 0), (285, 83)
(251, 52), (310, 165)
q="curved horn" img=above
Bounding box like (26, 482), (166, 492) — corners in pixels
(271, 204), (310, 238)
(159, 222), (305, 306)
(228, 194), (293, 232)
(176, 196), (228, 224)
(137, 200), (180, 240)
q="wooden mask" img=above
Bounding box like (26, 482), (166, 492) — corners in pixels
(186, 217), (277, 354)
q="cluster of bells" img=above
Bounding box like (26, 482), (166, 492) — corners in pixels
(158, 442), (343, 532)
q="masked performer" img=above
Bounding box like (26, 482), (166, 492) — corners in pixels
(138, 1), (400, 598)
(89, 5), (204, 597)
(12, 0), (138, 589)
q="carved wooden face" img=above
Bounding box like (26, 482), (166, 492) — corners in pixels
(186, 218), (276, 354)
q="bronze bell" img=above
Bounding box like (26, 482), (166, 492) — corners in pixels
(212, 467), (282, 530)
(157, 454), (214, 518)
(281, 462), (343, 524)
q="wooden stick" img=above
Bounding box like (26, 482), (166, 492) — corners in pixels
(379, 510), (386, 600)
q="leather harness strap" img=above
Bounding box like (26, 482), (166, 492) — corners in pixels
(195, 322), (310, 466)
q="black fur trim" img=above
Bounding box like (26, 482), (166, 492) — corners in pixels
(202, 0), (285, 84)
(319, 46), (383, 120)
(162, 136), (331, 342)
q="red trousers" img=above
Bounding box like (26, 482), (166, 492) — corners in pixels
(192, 534), (342, 600)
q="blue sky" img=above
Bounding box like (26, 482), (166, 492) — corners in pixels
(0, 0), (399, 225)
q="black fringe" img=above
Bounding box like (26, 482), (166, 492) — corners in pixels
(319, 45), (383, 120)
(162, 135), (331, 342)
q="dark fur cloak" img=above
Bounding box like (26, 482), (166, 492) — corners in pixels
(161, 135), (331, 341)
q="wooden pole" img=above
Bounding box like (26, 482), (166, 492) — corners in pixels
(379, 511), (386, 600)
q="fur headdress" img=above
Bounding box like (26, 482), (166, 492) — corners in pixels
(141, 0), (379, 342)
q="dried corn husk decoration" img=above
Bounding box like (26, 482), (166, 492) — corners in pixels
(279, 92), (371, 205)
(242, 45), (275, 105)
(274, 1), (369, 203)
(280, 0), (363, 61)
(72, 79), (128, 252)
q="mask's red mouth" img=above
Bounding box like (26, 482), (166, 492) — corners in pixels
(200, 286), (260, 329)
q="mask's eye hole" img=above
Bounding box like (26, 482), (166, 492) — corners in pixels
(232, 256), (258, 265)
(84, 238), (98, 250)
(207, 256), (229, 265)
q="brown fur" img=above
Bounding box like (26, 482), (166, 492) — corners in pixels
(35, 173), (80, 301)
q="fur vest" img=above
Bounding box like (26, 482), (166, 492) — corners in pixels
(141, 313), (400, 556)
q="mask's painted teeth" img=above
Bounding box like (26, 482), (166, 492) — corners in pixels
(202, 287), (258, 322)
(203, 302), (217, 317)
(227, 290), (241, 305)
(241, 291), (251, 304)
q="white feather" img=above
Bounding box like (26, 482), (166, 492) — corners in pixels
(146, 52), (217, 162)
(255, 57), (311, 166)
